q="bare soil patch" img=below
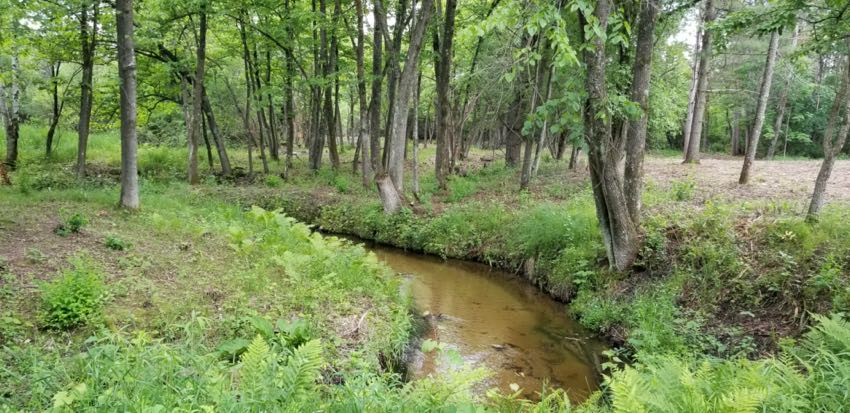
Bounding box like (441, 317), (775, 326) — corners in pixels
(644, 157), (850, 204)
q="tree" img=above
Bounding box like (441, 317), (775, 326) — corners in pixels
(116, 0), (139, 209)
(434, 0), (457, 190)
(1, 32), (20, 170)
(808, 54), (850, 219)
(187, 1), (208, 185)
(76, 0), (99, 178)
(683, 0), (714, 164)
(624, 0), (659, 224)
(766, 24), (799, 160)
(380, 0), (435, 212)
(739, 30), (779, 185)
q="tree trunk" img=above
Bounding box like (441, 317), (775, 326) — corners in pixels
(202, 111), (213, 169)
(187, 2), (207, 185)
(739, 30), (779, 185)
(624, 0), (659, 224)
(353, 0), (371, 186)
(369, 0), (384, 175)
(808, 56), (850, 219)
(683, 0), (714, 164)
(729, 108), (739, 155)
(386, 0), (434, 192)
(76, 2), (98, 178)
(202, 90), (232, 175)
(766, 24), (799, 160)
(116, 0), (139, 209)
(46, 62), (64, 158)
(265, 51), (280, 161)
(682, 8), (704, 155)
(434, 0), (457, 190)
(581, 0), (640, 272)
(568, 145), (580, 170)
(412, 73), (421, 197)
(1, 44), (21, 170)
(323, 0), (342, 169)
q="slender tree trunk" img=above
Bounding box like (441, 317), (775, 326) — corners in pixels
(624, 0), (659, 224)
(202, 90), (232, 175)
(352, 0), (370, 185)
(434, 0), (457, 190)
(682, 9), (704, 155)
(46, 62), (64, 158)
(1, 41), (21, 170)
(808, 56), (850, 219)
(265, 51), (280, 161)
(187, 2), (207, 185)
(531, 61), (555, 179)
(202, 111), (214, 169)
(739, 30), (780, 184)
(767, 24), (799, 160)
(683, 0), (714, 164)
(369, 0), (384, 175)
(386, 0), (434, 193)
(730, 108), (740, 155)
(568, 145), (580, 170)
(412, 73), (421, 197)
(323, 0), (342, 169)
(116, 0), (139, 209)
(76, 2), (98, 178)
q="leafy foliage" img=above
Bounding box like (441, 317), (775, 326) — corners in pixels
(39, 258), (106, 330)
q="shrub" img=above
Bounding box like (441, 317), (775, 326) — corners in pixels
(104, 235), (131, 251)
(54, 213), (87, 237)
(671, 178), (696, 201)
(39, 259), (107, 330)
(264, 174), (283, 188)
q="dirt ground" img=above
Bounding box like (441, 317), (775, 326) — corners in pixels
(642, 157), (850, 204)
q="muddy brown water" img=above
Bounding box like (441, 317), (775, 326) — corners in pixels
(364, 243), (606, 402)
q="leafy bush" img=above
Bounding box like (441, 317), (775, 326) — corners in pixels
(104, 235), (131, 251)
(671, 178), (696, 201)
(39, 259), (107, 330)
(264, 174), (283, 188)
(54, 213), (87, 237)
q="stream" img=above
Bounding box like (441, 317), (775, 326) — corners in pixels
(364, 243), (606, 402)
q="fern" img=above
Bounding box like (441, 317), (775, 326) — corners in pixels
(276, 339), (324, 402)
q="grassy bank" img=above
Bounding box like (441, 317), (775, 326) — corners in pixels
(3, 129), (850, 411)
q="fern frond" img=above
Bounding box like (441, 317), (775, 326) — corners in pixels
(277, 339), (325, 401)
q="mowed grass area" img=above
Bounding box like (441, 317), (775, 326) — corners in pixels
(3, 127), (850, 411)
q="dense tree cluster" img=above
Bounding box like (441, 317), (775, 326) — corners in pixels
(1, 0), (849, 268)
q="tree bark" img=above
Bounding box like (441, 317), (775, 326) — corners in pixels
(369, 0), (385, 175)
(807, 56), (850, 219)
(187, 3), (207, 185)
(76, 1), (98, 178)
(739, 30), (780, 185)
(386, 0), (435, 192)
(322, 0), (342, 169)
(412, 73), (421, 197)
(683, 0), (714, 164)
(116, 0), (139, 209)
(265, 51), (280, 161)
(682, 7), (703, 155)
(1, 43), (21, 170)
(624, 0), (659, 225)
(201, 90), (232, 175)
(581, 0), (640, 272)
(46, 62), (65, 158)
(352, 0), (371, 186)
(766, 24), (799, 160)
(434, 0), (457, 190)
